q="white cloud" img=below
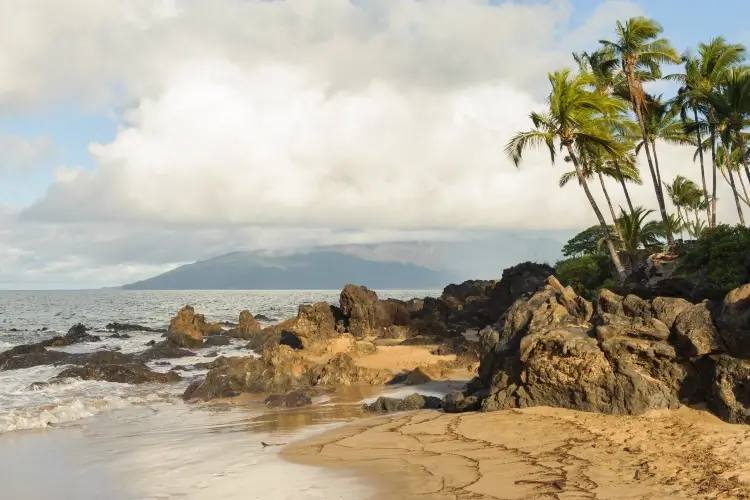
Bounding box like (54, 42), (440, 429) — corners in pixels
(6, 0), (743, 288)
(15, 0), (646, 233)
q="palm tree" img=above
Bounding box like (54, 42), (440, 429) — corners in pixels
(559, 144), (641, 230)
(710, 67), (750, 190)
(686, 219), (707, 239)
(635, 94), (690, 188)
(715, 137), (747, 225)
(672, 37), (747, 227)
(505, 68), (628, 281)
(574, 48), (645, 215)
(666, 213), (686, 240)
(664, 175), (703, 226)
(600, 206), (667, 272)
(601, 17), (681, 246)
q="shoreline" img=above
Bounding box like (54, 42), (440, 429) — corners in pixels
(283, 405), (750, 499)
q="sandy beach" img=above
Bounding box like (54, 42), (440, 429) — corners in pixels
(285, 405), (750, 499)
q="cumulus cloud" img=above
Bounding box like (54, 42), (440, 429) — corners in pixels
(4, 0), (742, 288)
(15, 0), (649, 232)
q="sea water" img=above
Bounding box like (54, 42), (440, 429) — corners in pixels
(0, 289), (438, 499)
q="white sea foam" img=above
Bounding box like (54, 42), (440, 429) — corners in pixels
(0, 364), (177, 434)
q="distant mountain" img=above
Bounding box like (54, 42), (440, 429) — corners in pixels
(121, 251), (453, 290)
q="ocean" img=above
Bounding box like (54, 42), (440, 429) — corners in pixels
(0, 289), (443, 499)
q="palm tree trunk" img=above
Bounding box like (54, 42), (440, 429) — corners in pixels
(598, 170), (622, 238)
(614, 161), (635, 214)
(678, 207), (686, 240)
(651, 139), (664, 190)
(693, 107), (712, 222)
(710, 125), (718, 228)
(634, 107), (675, 246)
(736, 133), (750, 207)
(737, 170), (750, 207)
(727, 168), (746, 226)
(566, 144), (627, 281)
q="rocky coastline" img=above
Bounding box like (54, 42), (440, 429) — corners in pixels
(4, 260), (750, 425)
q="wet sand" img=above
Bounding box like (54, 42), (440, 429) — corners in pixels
(284, 405), (750, 499)
(0, 379), (469, 500)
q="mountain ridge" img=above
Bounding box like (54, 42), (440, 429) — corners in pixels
(121, 250), (453, 290)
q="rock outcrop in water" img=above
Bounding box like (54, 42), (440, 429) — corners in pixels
(55, 351), (181, 384)
(225, 310), (262, 340)
(39, 323), (102, 347)
(166, 305), (223, 348)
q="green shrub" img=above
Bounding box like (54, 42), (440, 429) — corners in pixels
(555, 254), (614, 299)
(674, 224), (750, 290)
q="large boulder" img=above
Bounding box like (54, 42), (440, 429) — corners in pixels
(226, 310), (262, 340)
(441, 280), (494, 304)
(672, 303), (725, 358)
(166, 306), (223, 348)
(701, 355), (750, 424)
(471, 276), (698, 417)
(339, 285), (410, 338)
(483, 262), (556, 325)
(651, 296), (691, 329)
(250, 302), (343, 353)
(183, 347), (310, 401)
(716, 284), (750, 358)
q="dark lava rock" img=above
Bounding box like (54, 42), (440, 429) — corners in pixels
(715, 284), (750, 358)
(55, 352), (181, 384)
(363, 393), (443, 413)
(442, 390), (486, 413)
(105, 322), (164, 333)
(264, 390), (313, 408)
(204, 336), (231, 347)
(40, 323), (101, 347)
(340, 284), (410, 339)
(253, 314), (277, 322)
(135, 341), (195, 361)
(109, 333), (132, 339)
(145, 340), (157, 347)
(0, 344), (77, 371)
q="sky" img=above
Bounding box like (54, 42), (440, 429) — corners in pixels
(1, 0), (749, 289)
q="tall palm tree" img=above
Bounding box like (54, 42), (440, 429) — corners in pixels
(664, 175), (703, 226)
(601, 17), (681, 245)
(505, 69), (628, 281)
(635, 94), (689, 188)
(672, 38), (747, 227)
(710, 67), (750, 190)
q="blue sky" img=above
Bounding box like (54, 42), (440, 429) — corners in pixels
(1, 0), (748, 288)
